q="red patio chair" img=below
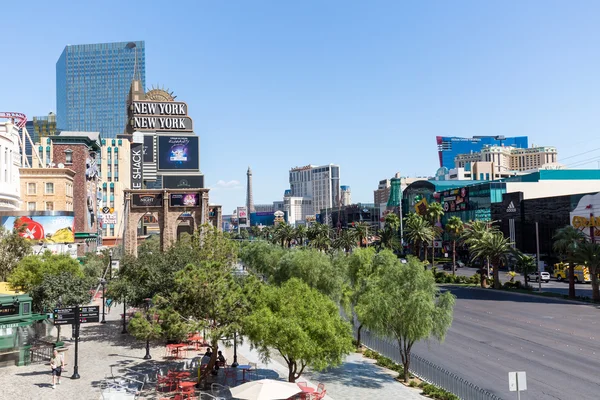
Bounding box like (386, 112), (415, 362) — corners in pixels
(314, 388), (326, 400)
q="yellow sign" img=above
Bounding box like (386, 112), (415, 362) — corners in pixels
(415, 198), (429, 216)
(572, 216), (600, 229)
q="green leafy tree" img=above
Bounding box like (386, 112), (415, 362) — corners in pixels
(9, 253), (84, 294)
(356, 257), (455, 382)
(249, 226), (262, 239)
(80, 251), (109, 281)
(553, 225), (586, 299)
(274, 248), (345, 300)
(445, 216), (464, 275)
(574, 241), (600, 301)
(403, 213), (435, 261)
(469, 232), (513, 289)
(239, 241), (286, 277)
(0, 226), (32, 281)
(244, 278), (353, 382)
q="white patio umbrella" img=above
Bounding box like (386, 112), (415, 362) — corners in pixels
(230, 379), (302, 400)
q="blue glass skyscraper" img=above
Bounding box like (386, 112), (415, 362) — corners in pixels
(436, 135), (528, 169)
(56, 41), (146, 138)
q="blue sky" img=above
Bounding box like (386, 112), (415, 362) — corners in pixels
(2, 1), (600, 213)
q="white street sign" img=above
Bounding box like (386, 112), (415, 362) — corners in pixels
(509, 371), (527, 392)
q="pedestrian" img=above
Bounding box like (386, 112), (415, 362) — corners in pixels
(50, 349), (64, 389)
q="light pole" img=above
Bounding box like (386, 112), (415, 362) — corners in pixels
(100, 279), (107, 324)
(108, 249), (113, 280)
(121, 290), (127, 334)
(231, 331), (239, 367)
(143, 298), (152, 360)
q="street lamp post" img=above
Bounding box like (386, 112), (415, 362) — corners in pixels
(108, 249), (113, 280)
(100, 279), (107, 324)
(143, 298), (152, 360)
(231, 331), (239, 367)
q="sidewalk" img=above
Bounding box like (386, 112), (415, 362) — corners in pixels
(236, 340), (424, 400)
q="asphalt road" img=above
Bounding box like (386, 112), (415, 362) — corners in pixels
(412, 286), (600, 400)
(454, 266), (594, 298)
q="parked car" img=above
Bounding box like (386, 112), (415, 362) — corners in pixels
(526, 271), (551, 283)
(456, 260), (465, 268)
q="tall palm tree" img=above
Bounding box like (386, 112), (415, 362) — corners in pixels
(445, 216), (464, 275)
(574, 241), (600, 302)
(384, 213), (401, 233)
(469, 231), (513, 289)
(352, 222), (370, 248)
(553, 225), (586, 299)
(461, 220), (497, 277)
(380, 213), (401, 250)
(403, 213), (435, 261)
(294, 225), (307, 247)
(308, 223), (331, 251)
(274, 223), (294, 248)
(425, 203), (445, 267)
(333, 228), (358, 253)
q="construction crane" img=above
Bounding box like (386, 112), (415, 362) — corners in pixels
(0, 112), (44, 168)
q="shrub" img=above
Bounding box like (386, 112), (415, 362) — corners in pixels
(469, 273), (481, 285)
(409, 380), (418, 387)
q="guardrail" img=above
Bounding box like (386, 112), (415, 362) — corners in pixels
(356, 325), (503, 400)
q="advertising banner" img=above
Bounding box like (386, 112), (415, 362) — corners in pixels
(1, 215), (75, 243)
(130, 141), (143, 190)
(129, 101), (193, 132)
(237, 207), (248, 225)
(163, 175), (204, 189)
(441, 187), (469, 212)
(143, 135), (154, 163)
(570, 193), (600, 240)
(169, 193), (200, 207)
(157, 136), (200, 171)
(99, 212), (118, 225)
(132, 193), (163, 208)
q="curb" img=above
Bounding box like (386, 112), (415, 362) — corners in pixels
(441, 284), (599, 307)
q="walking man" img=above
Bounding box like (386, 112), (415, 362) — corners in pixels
(50, 349), (64, 389)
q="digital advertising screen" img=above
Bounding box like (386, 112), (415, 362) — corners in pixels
(170, 193), (200, 207)
(157, 135), (200, 171)
(1, 215), (75, 243)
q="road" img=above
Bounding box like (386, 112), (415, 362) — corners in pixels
(454, 266), (594, 298)
(412, 286), (600, 400)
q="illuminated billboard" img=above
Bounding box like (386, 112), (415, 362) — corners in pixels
(170, 193), (200, 207)
(1, 214), (75, 243)
(157, 135), (200, 171)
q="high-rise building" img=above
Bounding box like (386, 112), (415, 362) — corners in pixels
(436, 136), (528, 170)
(56, 41), (146, 138)
(454, 145), (559, 175)
(288, 164), (340, 216)
(24, 112), (58, 167)
(341, 185), (351, 206)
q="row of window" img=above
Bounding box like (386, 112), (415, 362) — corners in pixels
(27, 182), (73, 196)
(27, 202), (58, 211)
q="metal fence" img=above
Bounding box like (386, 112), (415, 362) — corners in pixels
(29, 342), (54, 365)
(356, 325), (503, 400)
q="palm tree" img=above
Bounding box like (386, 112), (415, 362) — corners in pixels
(513, 251), (537, 289)
(274, 223), (294, 248)
(294, 225), (307, 247)
(469, 231), (513, 289)
(574, 241), (600, 302)
(333, 229), (358, 253)
(380, 213), (401, 250)
(249, 226), (261, 239)
(425, 203), (445, 267)
(352, 222), (370, 248)
(308, 223), (331, 251)
(403, 213), (435, 261)
(461, 220), (498, 278)
(384, 213), (400, 233)
(445, 216), (464, 275)
(553, 225), (586, 299)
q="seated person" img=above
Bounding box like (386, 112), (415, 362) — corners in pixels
(201, 348), (212, 365)
(217, 350), (226, 366)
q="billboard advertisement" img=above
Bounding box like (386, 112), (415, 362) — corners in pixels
(237, 207), (248, 225)
(132, 193), (163, 208)
(250, 212), (276, 226)
(1, 215), (75, 243)
(143, 135), (154, 163)
(131, 141), (143, 190)
(169, 193), (200, 207)
(157, 135), (199, 171)
(440, 187), (468, 212)
(570, 193), (600, 240)
(163, 175), (204, 189)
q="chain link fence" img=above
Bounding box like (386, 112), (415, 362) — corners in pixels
(356, 325), (503, 400)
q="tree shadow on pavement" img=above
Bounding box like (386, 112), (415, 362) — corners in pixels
(305, 357), (394, 389)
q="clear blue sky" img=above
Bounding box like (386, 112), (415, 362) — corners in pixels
(2, 0), (600, 213)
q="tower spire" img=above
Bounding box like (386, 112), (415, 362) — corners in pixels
(246, 167), (255, 220)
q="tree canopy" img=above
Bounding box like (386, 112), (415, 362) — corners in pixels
(9, 253), (84, 294)
(244, 278), (353, 382)
(356, 256), (455, 381)
(0, 226), (32, 281)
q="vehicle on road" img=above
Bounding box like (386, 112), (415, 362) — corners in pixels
(442, 262), (464, 270)
(553, 263), (591, 283)
(526, 271), (551, 283)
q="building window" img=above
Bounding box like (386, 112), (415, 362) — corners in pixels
(27, 202), (36, 211)
(65, 149), (73, 164)
(45, 202), (54, 211)
(45, 182), (54, 194)
(27, 183), (36, 195)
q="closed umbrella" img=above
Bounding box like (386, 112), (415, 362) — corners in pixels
(230, 379), (302, 400)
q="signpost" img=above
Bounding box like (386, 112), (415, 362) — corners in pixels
(509, 371), (527, 399)
(52, 306), (100, 379)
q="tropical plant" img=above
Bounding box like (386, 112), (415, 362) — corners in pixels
(513, 251), (537, 289)
(461, 220), (498, 278)
(307, 223), (331, 251)
(445, 216), (464, 275)
(573, 241), (600, 302)
(553, 225), (586, 299)
(469, 232), (513, 289)
(244, 278), (353, 382)
(425, 203), (444, 266)
(352, 222), (370, 248)
(333, 229), (358, 253)
(294, 225), (307, 247)
(356, 257), (455, 382)
(403, 213), (435, 261)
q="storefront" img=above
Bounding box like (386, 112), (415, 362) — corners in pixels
(0, 283), (48, 367)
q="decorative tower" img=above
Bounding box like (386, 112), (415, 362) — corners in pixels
(246, 166), (255, 216)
